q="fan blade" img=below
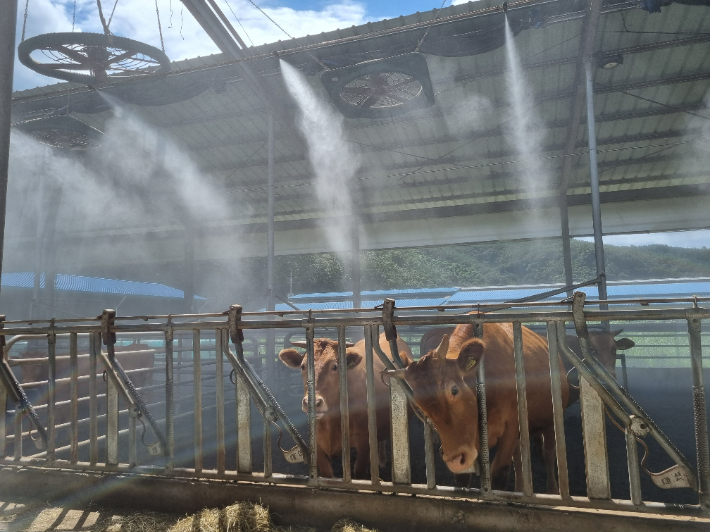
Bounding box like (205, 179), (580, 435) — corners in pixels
(53, 45), (90, 64)
(107, 50), (139, 64)
(387, 78), (417, 90)
(361, 94), (380, 108)
(42, 63), (95, 71)
(341, 86), (376, 96)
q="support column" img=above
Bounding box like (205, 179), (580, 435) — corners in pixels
(584, 59), (608, 312)
(184, 230), (195, 313)
(0, 1), (18, 299)
(266, 113), (275, 387)
(559, 194), (574, 297)
(351, 219), (361, 309)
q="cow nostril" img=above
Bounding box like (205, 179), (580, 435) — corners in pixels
(315, 398), (323, 407)
(459, 454), (466, 465)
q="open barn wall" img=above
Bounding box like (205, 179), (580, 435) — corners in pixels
(3, 194), (707, 270)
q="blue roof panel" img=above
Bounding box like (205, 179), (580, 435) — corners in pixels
(2, 272), (205, 300)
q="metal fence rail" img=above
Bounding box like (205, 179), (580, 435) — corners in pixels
(0, 296), (707, 517)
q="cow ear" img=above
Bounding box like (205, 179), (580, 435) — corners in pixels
(346, 350), (362, 369)
(279, 348), (304, 368)
(616, 338), (635, 350)
(457, 338), (484, 373)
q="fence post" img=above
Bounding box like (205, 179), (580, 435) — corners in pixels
(688, 314), (710, 509)
(571, 294), (611, 499)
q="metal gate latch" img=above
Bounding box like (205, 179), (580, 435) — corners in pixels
(649, 465), (692, 489)
(283, 445), (305, 464)
(147, 442), (162, 456)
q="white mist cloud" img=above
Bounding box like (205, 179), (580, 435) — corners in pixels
(280, 59), (360, 257)
(13, 0), (373, 91)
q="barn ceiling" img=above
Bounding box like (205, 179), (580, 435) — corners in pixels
(9, 0), (710, 253)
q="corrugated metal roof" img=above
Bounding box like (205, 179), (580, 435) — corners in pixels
(267, 278), (710, 310)
(9, 0), (710, 245)
(1, 272), (205, 299)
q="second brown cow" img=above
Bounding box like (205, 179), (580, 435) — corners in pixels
(279, 333), (412, 479)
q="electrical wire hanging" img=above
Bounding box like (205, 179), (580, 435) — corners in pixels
(155, 0), (166, 52)
(224, 0), (254, 47)
(414, 0), (451, 53)
(244, 0), (330, 70)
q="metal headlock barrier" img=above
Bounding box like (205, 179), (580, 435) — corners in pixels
(0, 292), (708, 517)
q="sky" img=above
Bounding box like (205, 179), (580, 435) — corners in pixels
(12, 0), (461, 92)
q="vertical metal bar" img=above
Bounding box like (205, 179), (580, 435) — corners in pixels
(69, 333), (79, 464)
(390, 377), (411, 484)
(47, 332), (56, 464)
(625, 428), (642, 505)
(106, 372), (119, 466)
(0, 0), (18, 286)
(128, 413), (137, 468)
(89, 332), (98, 466)
(306, 324), (318, 483)
(351, 221), (361, 309)
(0, 376), (6, 459)
(216, 330), (226, 475)
(236, 367), (252, 474)
(620, 352), (629, 391)
(423, 419), (436, 489)
(176, 334), (183, 417)
(559, 195), (574, 299)
(263, 418), (272, 478)
(266, 112), (275, 389)
(688, 316), (710, 509)
(475, 322), (491, 497)
(13, 407), (21, 461)
(512, 322), (533, 496)
(165, 328), (174, 470)
(579, 365), (611, 499)
(193, 329), (203, 474)
(338, 326), (351, 482)
(365, 326), (380, 485)
(547, 321), (570, 499)
(584, 58), (608, 310)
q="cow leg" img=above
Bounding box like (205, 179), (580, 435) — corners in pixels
(317, 445), (334, 478)
(541, 426), (559, 494)
(490, 428), (519, 491)
(352, 436), (371, 479)
(378, 440), (387, 469)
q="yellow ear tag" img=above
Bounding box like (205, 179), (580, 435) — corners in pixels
(347, 359), (358, 369)
(465, 358), (477, 370)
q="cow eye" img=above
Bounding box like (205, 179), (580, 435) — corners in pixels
(332, 364), (338, 371)
(451, 386), (459, 397)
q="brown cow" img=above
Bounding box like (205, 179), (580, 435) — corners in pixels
(389, 322), (568, 493)
(14, 343), (156, 436)
(279, 333), (412, 479)
(420, 326), (634, 403)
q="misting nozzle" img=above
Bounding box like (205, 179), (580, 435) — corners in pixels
(502, 2), (508, 13)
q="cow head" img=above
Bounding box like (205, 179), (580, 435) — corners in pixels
(386, 334), (484, 474)
(588, 329), (636, 377)
(278, 338), (356, 419)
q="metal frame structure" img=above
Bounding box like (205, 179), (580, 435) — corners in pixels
(0, 296), (707, 518)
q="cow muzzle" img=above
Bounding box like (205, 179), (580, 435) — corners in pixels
(302, 396), (327, 418)
(444, 448), (479, 474)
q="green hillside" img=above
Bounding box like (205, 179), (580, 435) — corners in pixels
(273, 239), (710, 295)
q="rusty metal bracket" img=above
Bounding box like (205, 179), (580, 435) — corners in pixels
(226, 305), (309, 464)
(0, 316), (48, 450)
(98, 309), (167, 456)
(572, 291), (590, 340)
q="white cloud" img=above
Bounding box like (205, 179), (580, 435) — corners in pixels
(13, 0), (373, 91)
(575, 230), (710, 249)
